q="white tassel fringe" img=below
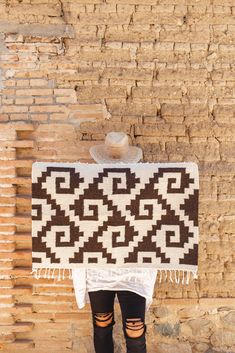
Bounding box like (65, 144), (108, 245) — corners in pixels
(30, 267), (198, 284)
(30, 268), (73, 280)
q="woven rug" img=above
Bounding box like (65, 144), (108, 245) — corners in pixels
(31, 161), (199, 284)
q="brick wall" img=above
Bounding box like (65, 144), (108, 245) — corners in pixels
(0, 1), (235, 352)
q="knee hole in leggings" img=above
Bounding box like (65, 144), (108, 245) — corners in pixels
(93, 312), (114, 327)
(125, 318), (146, 338)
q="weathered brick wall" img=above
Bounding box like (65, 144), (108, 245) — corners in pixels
(0, 1), (234, 352)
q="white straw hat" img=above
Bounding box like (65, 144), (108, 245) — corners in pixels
(89, 131), (143, 163)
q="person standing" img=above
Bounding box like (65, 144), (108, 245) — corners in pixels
(72, 132), (158, 353)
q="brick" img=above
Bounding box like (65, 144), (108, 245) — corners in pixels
(107, 0), (162, 3)
(34, 98), (53, 105)
(157, 68), (208, 81)
(186, 85), (210, 99)
(166, 142), (220, 161)
(9, 4), (62, 17)
(189, 122), (235, 138)
(107, 101), (157, 116)
(36, 140), (93, 158)
(161, 103), (184, 116)
(0, 243), (15, 252)
(29, 105), (67, 113)
(221, 142), (235, 162)
(135, 123), (185, 136)
(8, 123), (34, 131)
(106, 27), (157, 42)
(150, 4), (174, 13)
(133, 13), (183, 25)
(102, 68), (153, 80)
(0, 150), (16, 160)
(15, 98), (34, 105)
(31, 114), (48, 122)
(54, 312), (90, 321)
(213, 85), (234, 99)
(0, 126), (16, 140)
(194, 14), (235, 25)
(218, 179), (235, 200)
(2, 97), (14, 105)
(10, 113), (29, 121)
(0, 114), (8, 121)
(200, 258), (224, 273)
(0, 177), (31, 186)
(16, 80), (30, 87)
(224, 272), (235, 281)
(32, 304), (71, 313)
(16, 89), (52, 96)
(213, 26), (235, 45)
(78, 49), (131, 62)
(199, 161), (235, 176)
(211, 69), (235, 81)
(50, 113), (67, 121)
(184, 104), (209, 117)
(63, 0), (102, 2)
(132, 86), (182, 99)
(0, 186), (15, 196)
(0, 316), (15, 326)
(174, 43), (191, 51)
(79, 13), (131, 24)
(33, 286), (73, 294)
(37, 46), (60, 55)
(0, 322), (34, 333)
(0, 205), (15, 214)
(160, 29), (210, 43)
(201, 200), (235, 215)
(0, 21), (75, 38)
(2, 106), (28, 113)
(53, 89), (76, 96)
(213, 104), (235, 123)
(79, 121), (131, 134)
(0, 160), (33, 168)
(206, 241), (235, 254)
(68, 111), (104, 120)
(200, 177), (217, 201)
(219, 218), (235, 234)
(29, 79), (48, 87)
(0, 54), (18, 62)
(76, 86), (127, 99)
(55, 96), (77, 104)
(137, 49), (175, 63)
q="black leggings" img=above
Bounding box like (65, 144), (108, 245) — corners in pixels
(88, 290), (147, 353)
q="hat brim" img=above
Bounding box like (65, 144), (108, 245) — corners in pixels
(89, 144), (143, 164)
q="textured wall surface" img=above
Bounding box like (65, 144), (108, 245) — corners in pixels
(0, 0), (234, 352)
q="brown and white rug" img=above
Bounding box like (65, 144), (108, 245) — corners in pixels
(31, 162), (199, 284)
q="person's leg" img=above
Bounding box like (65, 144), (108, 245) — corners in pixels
(88, 290), (116, 353)
(117, 290), (147, 353)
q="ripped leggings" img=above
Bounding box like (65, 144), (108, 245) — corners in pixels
(88, 289), (147, 353)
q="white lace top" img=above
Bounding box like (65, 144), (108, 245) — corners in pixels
(72, 267), (158, 312)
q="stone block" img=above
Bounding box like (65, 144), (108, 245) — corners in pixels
(154, 322), (180, 337)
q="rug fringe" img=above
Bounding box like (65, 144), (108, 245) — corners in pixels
(156, 269), (198, 285)
(30, 268), (198, 284)
(30, 268), (73, 281)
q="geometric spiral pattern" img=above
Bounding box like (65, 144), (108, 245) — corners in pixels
(31, 162), (199, 272)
